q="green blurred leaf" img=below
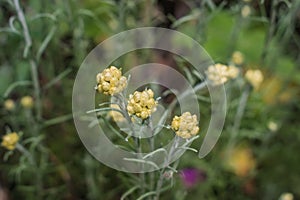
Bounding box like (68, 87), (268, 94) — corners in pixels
(0, 65), (13, 95)
(16, 61), (30, 81)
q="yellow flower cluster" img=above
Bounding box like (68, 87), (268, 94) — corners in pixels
(21, 96), (33, 108)
(241, 5), (251, 18)
(96, 66), (127, 95)
(1, 132), (19, 150)
(171, 112), (199, 139)
(227, 65), (240, 79)
(109, 104), (125, 122)
(231, 51), (244, 65)
(227, 147), (256, 177)
(245, 69), (264, 90)
(4, 99), (15, 111)
(205, 63), (239, 85)
(268, 121), (278, 132)
(279, 193), (294, 200)
(127, 89), (157, 119)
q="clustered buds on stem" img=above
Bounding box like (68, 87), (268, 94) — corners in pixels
(127, 89), (157, 120)
(96, 67), (202, 138)
(171, 112), (200, 139)
(96, 66), (127, 95)
(205, 63), (239, 86)
(1, 132), (19, 150)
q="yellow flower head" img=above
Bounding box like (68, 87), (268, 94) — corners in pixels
(227, 65), (240, 79)
(227, 147), (256, 177)
(205, 63), (239, 85)
(205, 64), (228, 85)
(231, 51), (244, 65)
(1, 132), (19, 150)
(279, 193), (294, 200)
(241, 5), (251, 18)
(4, 99), (15, 111)
(109, 104), (125, 122)
(96, 66), (127, 95)
(127, 89), (157, 119)
(245, 69), (264, 90)
(21, 96), (33, 109)
(268, 121), (278, 132)
(171, 112), (199, 139)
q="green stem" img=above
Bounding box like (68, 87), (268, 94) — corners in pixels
(226, 84), (251, 153)
(135, 138), (146, 194)
(227, 4), (245, 57)
(13, 0), (42, 121)
(16, 143), (35, 165)
(13, 0), (43, 198)
(30, 59), (42, 121)
(13, 0), (32, 58)
(155, 136), (179, 200)
(168, 81), (207, 114)
(42, 113), (74, 127)
(261, 0), (277, 64)
(16, 143), (43, 199)
(148, 117), (155, 191)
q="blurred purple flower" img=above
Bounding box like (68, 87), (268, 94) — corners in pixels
(179, 168), (207, 189)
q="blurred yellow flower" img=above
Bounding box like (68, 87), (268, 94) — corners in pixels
(171, 112), (199, 139)
(4, 99), (15, 111)
(241, 5), (251, 18)
(96, 66), (127, 95)
(261, 76), (282, 104)
(227, 147), (256, 177)
(205, 64), (229, 85)
(109, 104), (125, 122)
(127, 89), (157, 119)
(21, 96), (33, 108)
(279, 90), (293, 103)
(1, 132), (19, 150)
(279, 193), (294, 200)
(268, 121), (278, 132)
(227, 65), (240, 79)
(205, 63), (239, 85)
(231, 51), (244, 65)
(245, 69), (264, 90)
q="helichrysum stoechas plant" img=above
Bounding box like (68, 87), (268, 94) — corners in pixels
(1, 132), (19, 151)
(127, 89), (158, 119)
(245, 69), (264, 90)
(171, 112), (200, 139)
(205, 63), (239, 85)
(91, 65), (239, 199)
(20, 96), (34, 109)
(96, 66), (127, 95)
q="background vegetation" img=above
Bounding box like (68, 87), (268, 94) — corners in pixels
(0, 0), (300, 199)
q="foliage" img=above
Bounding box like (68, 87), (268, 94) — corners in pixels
(0, 0), (300, 199)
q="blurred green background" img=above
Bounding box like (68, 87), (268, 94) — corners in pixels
(0, 0), (300, 199)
